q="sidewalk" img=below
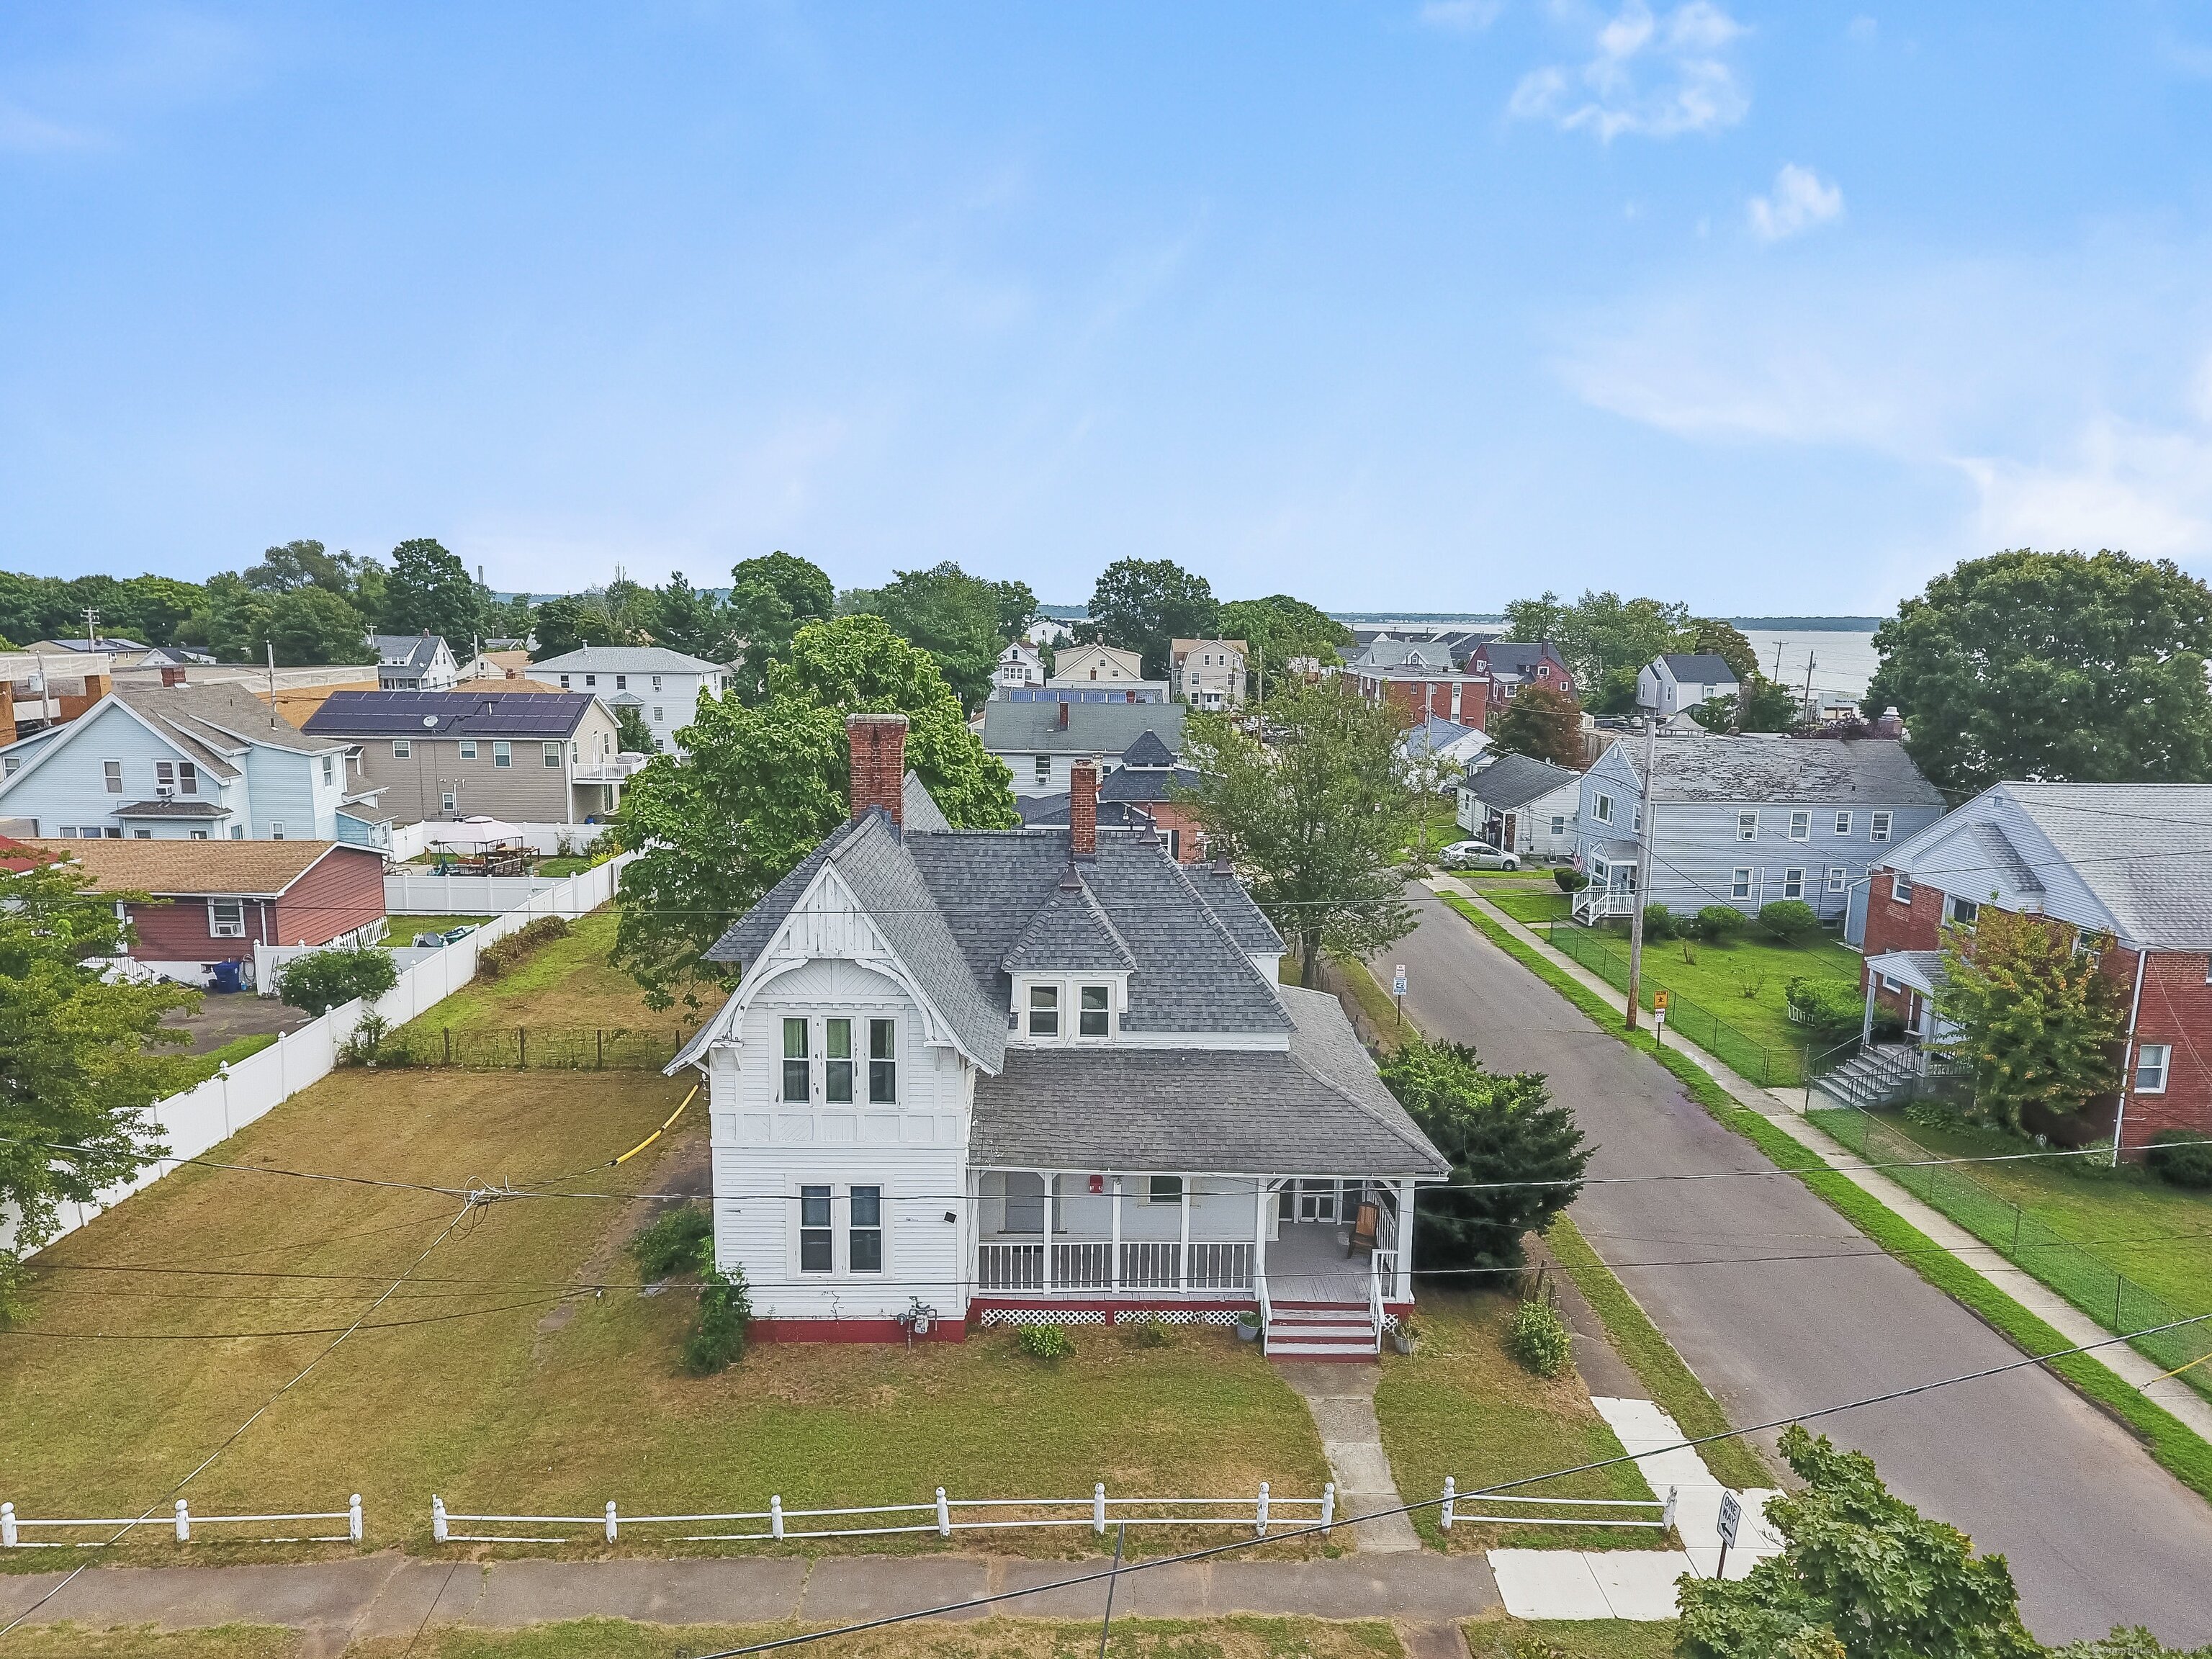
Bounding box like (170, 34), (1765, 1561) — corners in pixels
(1434, 879), (2212, 1449)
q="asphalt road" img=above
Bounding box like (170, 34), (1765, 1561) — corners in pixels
(1385, 887), (2212, 1646)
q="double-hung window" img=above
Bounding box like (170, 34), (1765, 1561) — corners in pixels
(781, 1018), (810, 1101)
(103, 760), (122, 793)
(868, 1018), (897, 1102)
(1079, 986), (1110, 1037)
(615, 675), (627, 690)
(459, 739), (477, 759)
(824, 1018), (854, 1103)
(1593, 793), (1614, 824)
(1834, 811), (1853, 835)
(1147, 1175), (1184, 1205)
(652, 675), (663, 692)
(1550, 814), (1568, 836)
(1737, 810), (1759, 842)
(493, 741), (512, 768)
(270, 821), (285, 840)
(321, 755), (336, 786)
(1827, 866), (1848, 894)
(849, 1186), (883, 1272)
(799, 1186), (833, 1271)
(1784, 868), (1806, 900)
(1731, 868), (1753, 901)
(393, 739), (411, 759)
(1947, 896), (1979, 927)
(1034, 755), (1051, 785)
(1870, 811), (1892, 842)
(1788, 811), (1811, 841)
(543, 742), (562, 768)
(156, 760), (176, 793)
(1028, 984), (1059, 1037)
(209, 900), (246, 938)
(2135, 1044), (2172, 1094)
(1893, 873), (1915, 904)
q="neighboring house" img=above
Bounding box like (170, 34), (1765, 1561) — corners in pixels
(1353, 640), (1576, 732)
(1170, 639), (1247, 709)
(982, 698), (1187, 798)
(1637, 655), (1740, 720)
(1353, 660), (1490, 728)
(1570, 732), (1944, 926)
(1465, 642), (1578, 724)
(32, 836), (386, 985)
(458, 648), (536, 682)
(1457, 754), (1582, 860)
(1400, 715), (1491, 781)
(1016, 730), (1208, 863)
(374, 634), (459, 692)
(1855, 783), (2212, 1154)
(3, 652), (113, 737)
(530, 646), (728, 756)
(994, 642), (1045, 694)
(667, 715), (1448, 1349)
(1050, 642), (1148, 687)
(0, 681), (379, 845)
(302, 691), (632, 824)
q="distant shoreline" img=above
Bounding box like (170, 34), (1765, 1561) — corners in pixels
(1040, 606), (1884, 630)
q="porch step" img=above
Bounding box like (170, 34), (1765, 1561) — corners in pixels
(1267, 1336), (1379, 1361)
(1265, 1299), (1379, 1359)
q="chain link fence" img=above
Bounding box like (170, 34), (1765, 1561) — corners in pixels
(1811, 1105), (2212, 1400)
(377, 1025), (691, 1071)
(1542, 924), (1806, 1087)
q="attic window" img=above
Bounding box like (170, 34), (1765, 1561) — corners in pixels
(1079, 985), (1110, 1038)
(1028, 984), (1059, 1037)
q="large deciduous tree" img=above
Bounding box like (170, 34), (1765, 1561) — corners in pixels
(1676, 1426), (2040, 1659)
(1087, 558), (1220, 680)
(0, 861), (201, 1318)
(611, 614), (1015, 1010)
(1866, 549), (2212, 793)
(1491, 682), (1583, 767)
(1505, 588), (1693, 714)
(1218, 595), (1354, 695)
(1179, 678), (1414, 986)
(1933, 909), (2126, 1136)
(843, 562), (1037, 712)
(192, 575), (377, 666)
(380, 538), (487, 644)
(1379, 1040), (1588, 1272)
(725, 551), (835, 703)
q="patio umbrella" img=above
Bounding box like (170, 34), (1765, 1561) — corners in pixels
(425, 816), (526, 850)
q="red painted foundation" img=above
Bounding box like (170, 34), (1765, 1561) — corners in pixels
(746, 1316), (969, 1344)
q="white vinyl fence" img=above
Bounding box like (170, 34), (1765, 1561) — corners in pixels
(385, 871), (577, 915)
(434, 1483), (1334, 1546)
(386, 821), (613, 862)
(2, 853), (633, 1260)
(1, 1496), (362, 1548)
(1439, 1478), (1673, 1534)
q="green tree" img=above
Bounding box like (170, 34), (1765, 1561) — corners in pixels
(848, 562), (1037, 711)
(1866, 549), (2212, 793)
(379, 538), (486, 644)
(239, 539), (374, 598)
(1505, 588), (1694, 693)
(1219, 594), (1354, 695)
(613, 703), (657, 754)
(1696, 675), (1800, 734)
(0, 571), (71, 643)
(193, 576), (374, 666)
(0, 861), (201, 1316)
(1379, 1039), (1588, 1272)
(1179, 678), (1415, 986)
(1689, 617), (1761, 685)
(109, 575), (206, 645)
(649, 571), (736, 662)
(611, 614), (1015, 1010)
(1087, 557), (1220, 679)
(1677, 1426), (2039, 1659)
(276, 945), (399, 1017)
(1491, 682), (1583, 766)
(724, 551), (835, 703)
(1933, 909), (2126, 1136)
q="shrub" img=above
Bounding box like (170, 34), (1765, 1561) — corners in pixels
(1507, 1297), (1572, 1378)
(1694, 905), (1745, 942)
(1018, 1322), (1076, 1362)
(476, 914), (571, 980)
(683, 1265), (751, 1375)
(1758, 899), (1820, 940)
(1786, 976), (1867, 1040)
(1120, 1312), (1172, 1347)
(336, 1010), (391, 1066)
(1641, 904), (1674, 940)
(631, 1204), (714, 1280)
(1554, 868), (1589, 893)
(2146, 1131), (2212, 1191)
(278, 945), (400, 1016)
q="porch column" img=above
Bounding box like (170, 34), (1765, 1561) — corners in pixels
(1394, 1179), (1416, 1301)
(1252, 1179), (1269, 1289)
(1040, 1170), (1054, 1296)
(1110, 1175), (1123, 1293)
(1861, 971), (1876, 1043)
(1178, 1176), (1192, 1292)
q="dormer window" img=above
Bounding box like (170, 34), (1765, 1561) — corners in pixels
(1079, 985), (1110, 1037)
(1028, 984), (1060, 1037)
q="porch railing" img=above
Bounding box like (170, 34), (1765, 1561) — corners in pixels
(976, 1241), (1255, 1295)
(1572, 886), (1637, 925)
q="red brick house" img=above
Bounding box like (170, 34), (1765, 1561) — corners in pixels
(1855, 782), (2212, 1154)
(30, 837), (387, 984)
(1352, 640), (1577, 732)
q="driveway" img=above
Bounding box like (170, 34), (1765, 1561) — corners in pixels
(159, 991), (316, 1054)
(1385, 886), (2212, 1646)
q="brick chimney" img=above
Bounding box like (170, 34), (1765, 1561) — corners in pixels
(1874, 706), (1905, 739)
(848, 713), (909, 827)
(160, 665), (186, 687)
(1056, 699), (1070, 731)
(1069, 761), (1098, 863)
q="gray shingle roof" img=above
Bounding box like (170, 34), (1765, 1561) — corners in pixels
(1659, 653), (1737, 682)
(1462, 752), (1581, 810)
(112, 681), (337, 776)
(1619, 735), (1943, 806)
(1996, 783), (2212, 949)
(1478, 642), (1564, 674)
(1120, 729), (1177, 769)
(1100, 765), (1200, 803)
(970, 988), (1444, 1174)
(114, 799), (230, 818)
(374, 634), (448, 671)
(1352, 639), (1457, 671)
(1000, 871), (1136, 974)
(529, 645), (726, 675)
(902, 771), (952, 834)
(981, 699), (1186, 758)
(1014, 794), (1159, 832)
(1185, 862), (1285, 956)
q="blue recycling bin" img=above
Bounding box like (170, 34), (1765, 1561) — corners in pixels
(208, 959), (244, 994)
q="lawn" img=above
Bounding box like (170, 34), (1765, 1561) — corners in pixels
(390, 909), (694, 1042)
(1464, 1619), (1678, 1659)
(379, 913), (493, 945)
(1477, 884), (1571, 926)
(1374, 1290), (1660, 1552)
(171, 1032), (280, 1089)
(0, 1067), (1332, 1567)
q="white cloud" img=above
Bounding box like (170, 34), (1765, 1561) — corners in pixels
(1509, 1), (1748, 140)
(0, 99), (95, 153)
(1956, 413), (2212, 560)
(1419, 0), (1505, 32)
(1748, 164), (1844, 242)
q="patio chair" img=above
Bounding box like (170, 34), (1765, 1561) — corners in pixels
(1348, 1201), (1379, 1258)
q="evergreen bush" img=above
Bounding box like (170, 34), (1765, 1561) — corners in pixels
(2146, 1131), (2212, 1191)
(1694, 905), (1745, 941)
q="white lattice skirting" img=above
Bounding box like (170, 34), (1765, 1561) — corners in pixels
(980, 1308), (1247, 1328)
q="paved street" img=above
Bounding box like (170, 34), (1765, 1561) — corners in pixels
(1385, 886), (2212, 1647)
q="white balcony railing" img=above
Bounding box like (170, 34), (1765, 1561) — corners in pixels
(1573, 886), (1637, 925)
(976, 1240), (1255, 1296)
(570, 755), (649, 786)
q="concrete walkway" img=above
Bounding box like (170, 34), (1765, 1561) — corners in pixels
(1275, 1362), (1424, 1552)
(0, 1551), (1503, 1655)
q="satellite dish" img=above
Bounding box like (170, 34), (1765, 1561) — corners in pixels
(421, 715), (439, 728)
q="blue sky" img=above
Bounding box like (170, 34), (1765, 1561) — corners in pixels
(4, 3), (2211, 613)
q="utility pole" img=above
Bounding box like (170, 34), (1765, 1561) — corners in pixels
(1623, 705), (1658, 1032)
(1802, 649), (1817, 724)
(266, 641), (279, 729)
(84, 607), (100, 653)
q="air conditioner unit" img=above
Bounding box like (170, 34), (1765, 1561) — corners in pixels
(155, 786), (174, 799)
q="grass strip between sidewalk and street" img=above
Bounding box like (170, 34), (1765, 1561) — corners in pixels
(1543, 1217), (1771, 1491)
(1438, 892), (2212, 1506)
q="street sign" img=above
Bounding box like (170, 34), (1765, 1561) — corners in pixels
(1717, 1490), (1740, 1548)
(1393, 965), (1408, 997)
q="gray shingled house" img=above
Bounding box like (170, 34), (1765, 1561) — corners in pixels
(668, 714), (1447, 1354)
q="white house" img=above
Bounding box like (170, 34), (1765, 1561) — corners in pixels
(1401, 715), (1491, 781)
(0, 681), (385, 845)
(531, 646), (727, 756)
(1170, 639), (1247, 709)
(981, 698), (1187, 797)
(1457, 752), (1581, 860)
(374, 634), (459, 692)
(994, 642), (1044, 694)
(1049, 642), (1147, 688)
(669, 714), (1448, 1353)
(1637, 655), (1740, 721)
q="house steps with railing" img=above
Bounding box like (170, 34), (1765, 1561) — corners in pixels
(1812, 1042), (1923, 1109)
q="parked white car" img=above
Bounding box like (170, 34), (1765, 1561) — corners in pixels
(1440, 840), (1520, 871)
